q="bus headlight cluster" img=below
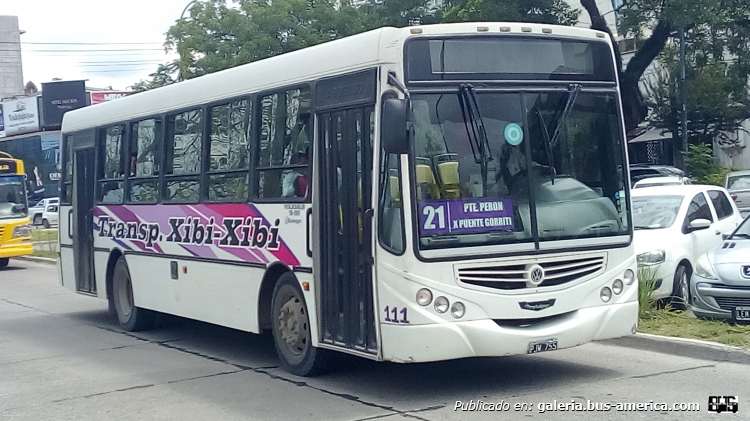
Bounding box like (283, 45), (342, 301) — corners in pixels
(600, 287), (612, 302)
(12, 224), (31, 238)
(612, 279), (624, 295)
(416, 290), (465, 318)
(416, 288), (433, 306)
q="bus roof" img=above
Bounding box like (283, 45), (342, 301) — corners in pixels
(61, 22), (610, 134)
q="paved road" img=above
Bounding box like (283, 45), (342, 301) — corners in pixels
(1, 259), (747, 420)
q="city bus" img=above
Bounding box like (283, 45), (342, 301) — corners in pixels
(59, 22), (637, 376)
(0, 152), (32, 268)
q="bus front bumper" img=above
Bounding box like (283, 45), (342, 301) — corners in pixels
(0, 242), (33, 259)
(379, 301), (638, 363)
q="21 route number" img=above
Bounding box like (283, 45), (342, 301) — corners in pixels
(423, 205), (446, 230)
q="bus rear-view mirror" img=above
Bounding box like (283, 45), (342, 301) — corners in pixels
(381, 98), (410, 155)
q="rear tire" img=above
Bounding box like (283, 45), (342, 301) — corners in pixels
(0, 258), (9, 268)
(112, 257), (155, 331)
(271, 272), (331, 376)
(669, 264), (690, 311)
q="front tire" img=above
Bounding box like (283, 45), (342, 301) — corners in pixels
(42, 219), (50, 229)
(33, 214), (42, 225)
(112, 257), (155, 331)
(271, 272), (330, 376)
(0, 258), (9, 268)
(670, 264), (690, 311)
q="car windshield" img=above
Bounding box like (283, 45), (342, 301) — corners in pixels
(729, 216), (750, 239)
(410, 90), (629, 249)
(727, 174), (750, 190)
(0, 175), (28, 219)
(632, 195), (683, 229)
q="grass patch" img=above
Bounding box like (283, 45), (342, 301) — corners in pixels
(31, 228), (58, 242)
(637, 264), (750, 349)
(31, 250), (59, 259)
(639, 310), (750, 348)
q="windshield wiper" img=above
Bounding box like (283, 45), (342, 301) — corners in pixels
(730, 233), (750, 239)
(537, 84), (581, 185)
(457, 84), (492, 194)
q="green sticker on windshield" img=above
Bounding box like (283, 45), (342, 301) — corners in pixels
(504, 123), (523, 146)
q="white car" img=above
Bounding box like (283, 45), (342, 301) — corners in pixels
(632, 176), (691, 189)
(41, 203), (59, 228)
(29, 197), (59, 225)
(632, 185), (743, 308)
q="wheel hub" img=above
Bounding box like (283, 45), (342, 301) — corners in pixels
(278, 296), (307, 355)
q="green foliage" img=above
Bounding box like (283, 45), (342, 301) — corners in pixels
(442, 0), (579, 25)
(682, 143), (732, 185)
(132, 0), (581, 89)
(638, 264), (660, 320)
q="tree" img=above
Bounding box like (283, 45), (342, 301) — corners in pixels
(441, 0), (579, 25)
(131, 60), (182, 92)
(580, 0), (750, 133)
(133, 0), (581, 89)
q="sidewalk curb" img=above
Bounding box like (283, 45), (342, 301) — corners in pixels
(17, 255), (58, 264)
(603, 333), (750, 365)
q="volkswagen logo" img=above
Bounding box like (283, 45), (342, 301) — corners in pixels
(526, 264), (545, 287)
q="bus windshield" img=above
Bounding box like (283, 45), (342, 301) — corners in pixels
(0, 175), (28, 219)
(411, 90), (629, 249)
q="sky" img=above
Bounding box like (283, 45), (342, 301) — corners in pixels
(0, 0), (193, 91)
(0, 0), (618, 92)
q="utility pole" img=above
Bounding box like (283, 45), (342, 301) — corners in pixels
(679, 27), (688, 162)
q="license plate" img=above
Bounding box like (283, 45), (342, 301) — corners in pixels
(734, 307), (750, 321)
(527, 338), (558, 354)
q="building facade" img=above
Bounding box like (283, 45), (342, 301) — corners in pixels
(0, 16), (24, 100)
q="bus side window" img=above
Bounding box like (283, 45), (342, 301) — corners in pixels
(256, 86), (311, 200)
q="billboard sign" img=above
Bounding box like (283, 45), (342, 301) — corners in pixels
(90, 91), (132, 105)
(0, 96), (40, 137)
(41, 80), (87, 129)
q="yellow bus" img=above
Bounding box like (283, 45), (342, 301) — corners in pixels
(0, 152), (32, 268)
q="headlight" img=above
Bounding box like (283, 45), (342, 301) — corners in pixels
(434, 296), (449, 313)
(695, 254), (718, 280)
(637, 250), (666, 265)
(416, 288), (432, 306)
(12, 224), (32, 238)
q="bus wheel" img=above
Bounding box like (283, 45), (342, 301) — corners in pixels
(112, 257), (154, 331)
(0, 258), (8, 268)
(271, 272), (330, 376)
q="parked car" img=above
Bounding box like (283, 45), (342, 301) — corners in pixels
(632, 185), (743, 308)
(629, 164), (685, 184)
(691, 214), (750, 322)
(632, 175), (691, 189)
(29, 197), (59, 225)
(724, 170), (750, 218)
(41, 204), (59, 228)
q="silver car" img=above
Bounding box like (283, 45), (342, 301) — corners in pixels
(691, 215), (750, 322)
(725, 170), (750, 218)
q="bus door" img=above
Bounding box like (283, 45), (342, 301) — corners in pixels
(72, 146), (96, 295)
(317, 106), (377, 354)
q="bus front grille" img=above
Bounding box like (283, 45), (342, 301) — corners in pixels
(457, 255), (605, 290)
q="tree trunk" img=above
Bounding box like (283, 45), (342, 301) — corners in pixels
(579, 0), (673, 133)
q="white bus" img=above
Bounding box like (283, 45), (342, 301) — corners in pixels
(59, 22), (637, 376)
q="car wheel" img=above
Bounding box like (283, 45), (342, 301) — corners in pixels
(669, 264), (690, 310)
(112, 257), (155, 331)
(42, 219), (50, 229)
(33, 214), (42, 225)
(271, 272), (331, 376)
(0, 258), (9, 268)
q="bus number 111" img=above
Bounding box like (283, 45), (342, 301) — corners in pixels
(384, 306), (409, 324)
